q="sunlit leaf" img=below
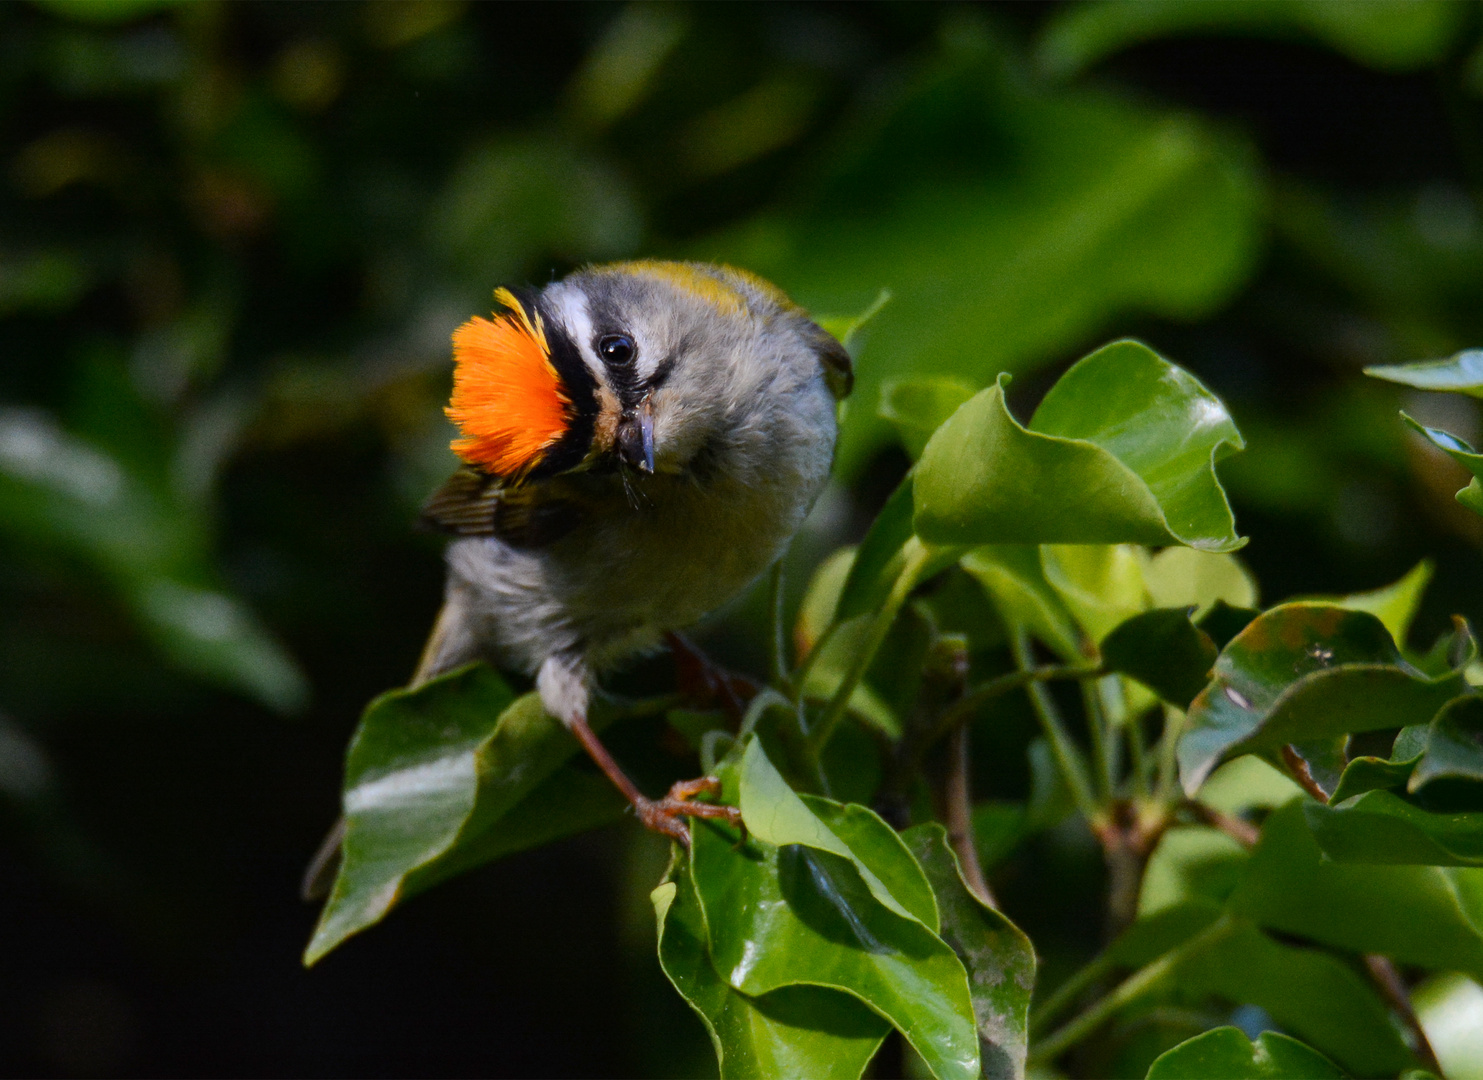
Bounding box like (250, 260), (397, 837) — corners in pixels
(1144, 1026), (1344, 1080)
(1400, 413), (1483, 515)
(914, 341), (1244, 552)
(1368, 350), (1483, 397)
(1143, 546), (1258, 619)
(1041, 0), (1466, 80)
(1040, 544), (1148, 645)
(1413, 972), (1483, 1080)
(879, 377), (977, 462)
(796, 547), (857, 657)
(903, 825), (1036, 1080)
(652, 871), (889, 1080)
(1178, 604), (1467, 794)
(305, 668), (632, 964)
(1139, 826), (1249, 917)
(960, 546), (1083, 662)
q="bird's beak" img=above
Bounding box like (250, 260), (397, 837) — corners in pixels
(616, 398), (655, 474)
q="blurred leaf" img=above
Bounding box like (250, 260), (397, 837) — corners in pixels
(1305, 789), (1483, 867)
(712, 43), (1261, 472)
(1195, 600), (1261, 652)
(305, 669), (631, 964)
(1178, 604), (1467, 794)
(696, 744), (981, 1080)
(0, 407), (305, 711)
(913, 341), (1245, 551)
(1306, 560), (1434, 647)
(1143, 546), (1258, 619)
(1139, 826), (1249, 917)
(904, 824), (1036, 1080)
(563, 4), (689, 131)
(1414, 973), (1483, 1080)
(879, 377), (977, 462)
(1040, 0), (1465, 79)
(799, 618), (902, 738)
(815, 288), (892, 351)
(1196, 755), (1303, 815)
(1229, 801), (1483, 980)
(796, 547), (856, 657)
(1041, 544), (1148, 646)
(1106, 899), (1224, 969)
(832, 473), (963, 627)
(0, 248), (93, 315)
(30, 0), (187, 24)
(652, 871), (888, 1080)
(1401, 413), (1483, 515)
(960, 546), (1082, 662)
(970, 802), (1026, 871)
(1173, 921), (1413, 1076)
(1103, 608), (1218, 711)
(1144, 1026), (1344, 1080)
(1368, 350), (1483, 398)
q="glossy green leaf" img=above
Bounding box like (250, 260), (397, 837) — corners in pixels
(903, 825), (1036, 1080)
(1368, 350), (1483, 398)
(1173, 920), (1412, 1076)
(914, 341), (1244, 552)
(1229, 801), (1483, 980)
(1306, 560), (1434, 647)
(1143, 546), (1258, 619)
(695, 750), (980, 1080)
(707, 47), (1260, 475)
(960, 546), (1082, 661)
(653, 870), (888, 1079)
(738, 738), (936, 928)
(1144, 1026), (1344, 1080)
(1411, 694), (1483, 794)
(305, 667), (629, 964)
(1305, 789), (1483, 867)
(1400, 413), (1483, 515)
(1041, 544), (1148, 645)
(879, 377), (978, 462)
(1178, 604), (1466, 794)
(1041, 0), (1465, 80)
(1103, 608), (1218, 710)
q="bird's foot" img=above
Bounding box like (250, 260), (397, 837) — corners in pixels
(635, 776), (744, 848)
(665, 632), (761, 724)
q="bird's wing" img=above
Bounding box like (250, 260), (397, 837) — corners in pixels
(419, 465), (587, 548)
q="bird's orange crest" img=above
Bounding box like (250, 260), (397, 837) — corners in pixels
(446, 288), (571, 479)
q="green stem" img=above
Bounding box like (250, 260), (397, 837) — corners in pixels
(807, 538), (931, 756)
(925, 664), (1102, 749)
(1029, 915), (1233, 1065)
(1029, 945), (1123, 1037)
(1012, 629), (1099, 824)
(1125, 706), (1151, 802)
(768, 560), (789, 691)
(1154, 704), (1184, 805)
(1081, 678), (1115, 802)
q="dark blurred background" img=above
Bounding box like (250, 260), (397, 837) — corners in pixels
(3, 1), (1483, 1076)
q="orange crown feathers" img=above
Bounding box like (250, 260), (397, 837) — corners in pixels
(446, 288), (571, 479)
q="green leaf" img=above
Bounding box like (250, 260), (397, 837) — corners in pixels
(695, 750), (980, 1080)
(1173, 921), (1413, 1076)
(1305, 789), (1483, 867)
(913, 341), (1244, 552)
(1139, 826), (1249, 917)
(1327, 752), (1422, 805)
(1229, 801), (1483, 981)
(738, 739), (936, 928)
(1144, 1027), (1345, 1080)
(879, 377), (978, 462)
(1143, 546), (1258, 619)
(305, 668), (629, 964)
(1413, 972), (1483, 1080)
(1400, 413), (1483, 515)
(1102, 608), (1219, 710)
(1411, 694), (1483, 795)
(1305, 560), (1434, 648)
(796, 547), (857, 656)
(1368, 350), (1483, 397)
(1178, 604), (1466, 794)
(1196, 600), (1260, 651)
(834, 473), (962, 625)
(960, 546), (1082, 662)
(1040, 543), (1148, 645)
(1041, 0), (1465, 80)
(653, 871), (889, 1079)
(816, 287), (892, 351)
(903, 825), (1036, 1080)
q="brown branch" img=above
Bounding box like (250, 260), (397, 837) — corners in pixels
(944, 722), (996, 908)
(1183, 800), (1260, 849)
(1363, 954), (1443, 1076)
(1281, 744), (1331, 803)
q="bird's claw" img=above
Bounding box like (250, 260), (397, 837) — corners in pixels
(635, 776), (745, 849)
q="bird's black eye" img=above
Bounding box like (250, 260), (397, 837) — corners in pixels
(598, 334), (636, 366)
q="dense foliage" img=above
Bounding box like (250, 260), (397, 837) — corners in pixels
(7, 1), (1483, 1077)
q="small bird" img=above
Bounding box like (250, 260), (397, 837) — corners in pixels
(304, 260), (850, 894)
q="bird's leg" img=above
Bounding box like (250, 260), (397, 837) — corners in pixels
(665, 631), (760, 724)
(539, 653), (741, 849)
